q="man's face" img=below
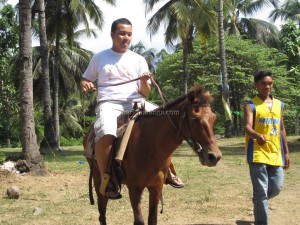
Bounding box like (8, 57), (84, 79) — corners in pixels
(111, 23), (132, 53)
(255, 75), (273, 97)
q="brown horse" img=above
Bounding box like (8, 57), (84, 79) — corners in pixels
(84, 85), (222, 225)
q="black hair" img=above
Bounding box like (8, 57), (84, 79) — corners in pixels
(253, 70), (273, 82)
(111, 18), (132, 33)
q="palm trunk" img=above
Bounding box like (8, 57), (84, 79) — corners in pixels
(19, 0), (46, 175)
(53, 0), (62, 150)
(183, 49), (188, 94)
(183, 25), (194, 94)
(218, 0), (234, 138)
(37, 0), (56, 152)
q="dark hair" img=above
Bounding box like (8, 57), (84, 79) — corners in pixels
(111, 18), (132, 33)
(253, 70), (273, 82)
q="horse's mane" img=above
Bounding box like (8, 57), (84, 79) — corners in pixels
(156, 84), (213, 110)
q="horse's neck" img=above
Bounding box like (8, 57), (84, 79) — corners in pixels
(144, 101), (186, 153)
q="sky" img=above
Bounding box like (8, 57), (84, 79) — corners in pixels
(6, 0), (284, 53)
(77, 0), (168, 53)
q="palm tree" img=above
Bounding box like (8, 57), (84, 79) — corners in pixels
(269, 0), (300, 28)
(0, 0), (7, 7)
(31, 0), (115, 150)
(225, 0), (281, 48)
(31, 38), (94, 134)
(144, 0), (218, 93)
(218, 0), (235, 137)
(19, 0), (46, 175)
(130, 41), (157, 72)
(34, 0), (56, 152)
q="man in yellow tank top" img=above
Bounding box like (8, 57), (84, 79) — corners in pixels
(244, 70), (290, 225)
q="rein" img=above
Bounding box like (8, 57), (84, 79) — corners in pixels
(97, 77), (141, 87)
(166, 101), (210, 153)
(97, 76), (168, 105)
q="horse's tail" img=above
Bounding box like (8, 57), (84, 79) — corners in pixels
(83, 123), (96, 205)
(160, 193), (164, 214)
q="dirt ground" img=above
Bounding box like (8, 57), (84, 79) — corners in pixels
(0, 139), (299, 225)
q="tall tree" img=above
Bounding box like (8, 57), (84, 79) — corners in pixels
(130, 41), (156, 72)
(35, 0), (56, 151)
(218, 0), (234, 137)
(53, 0), (62, 150)
(31, 39), (94, 138)
(269, 0), (300, 28)
(280, 20), (300, 134)
(0, 0), (7, 6)
(38, 0), (115, 150)
(225, 0), (280, 48)
(19, 0), (46, 175)
(144, 0), (218, 93)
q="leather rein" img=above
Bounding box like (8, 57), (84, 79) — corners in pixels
(98, 76), (168, 104)
(165, 101), (211, 153)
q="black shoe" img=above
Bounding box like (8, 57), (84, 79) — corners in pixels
(105, 189), (122, 200)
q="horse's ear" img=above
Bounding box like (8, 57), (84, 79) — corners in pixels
(204, 91), (214, 103)
(187, 89), (195, 102)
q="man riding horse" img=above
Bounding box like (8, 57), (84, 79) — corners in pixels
(80, 18), (183, 199)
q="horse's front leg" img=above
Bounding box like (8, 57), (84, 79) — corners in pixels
(91, 160), (108, 225)
(128, 186), (145, 225)
(147, 185), (163, 225)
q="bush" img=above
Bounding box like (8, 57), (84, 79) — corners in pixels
(60, 136), (83, 146)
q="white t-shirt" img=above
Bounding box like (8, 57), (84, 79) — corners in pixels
(82, 49), (150, 102)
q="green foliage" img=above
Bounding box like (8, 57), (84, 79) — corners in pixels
(279, 21), (300, 132)
(280, 20), (300, 68)
(0, 4), (19, 56)
(60, 136), (83, 146)
(155, 35), (297, 135)
(0, 151), (5, 163)
(34, 110), (45, 144)
(0, 4), (19, 146)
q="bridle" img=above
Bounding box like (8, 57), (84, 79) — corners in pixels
(165, 100), (211, 153)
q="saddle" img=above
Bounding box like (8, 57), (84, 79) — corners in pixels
(85, 100), (145, 201)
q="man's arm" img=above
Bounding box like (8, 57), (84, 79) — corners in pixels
(281, 115), (290, 169)
(138, 72), (151, 97)
(243, 103), (267, 145)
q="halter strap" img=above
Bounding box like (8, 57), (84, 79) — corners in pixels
(166, 101), (209, 152)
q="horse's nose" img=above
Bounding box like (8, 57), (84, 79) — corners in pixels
(208, 152), (221, 164)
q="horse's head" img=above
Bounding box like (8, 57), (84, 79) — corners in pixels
(184, 85), (222, 167)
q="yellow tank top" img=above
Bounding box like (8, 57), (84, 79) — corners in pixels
(245, 95), (285, 166)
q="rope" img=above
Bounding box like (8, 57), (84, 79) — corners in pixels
(96, 76), (168, 106)
(97, 77), (140, 87)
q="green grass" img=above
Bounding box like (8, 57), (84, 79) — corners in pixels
(0, 136), (299, 225)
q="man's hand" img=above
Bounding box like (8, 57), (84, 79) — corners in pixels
(256, 134), (267, 146)
(283, 152), (290, 169)
(140, 72), (152, 82)
(81, 80), (96, 93)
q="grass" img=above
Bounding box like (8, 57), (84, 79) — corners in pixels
(0, 136), (299, 225)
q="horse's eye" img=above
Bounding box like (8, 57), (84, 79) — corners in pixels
(192, 117), (202, 126)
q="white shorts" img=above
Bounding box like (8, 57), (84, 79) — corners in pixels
(94, 100), (158, 141)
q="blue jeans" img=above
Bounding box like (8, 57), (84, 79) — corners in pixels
(249, 163), (283, 225)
